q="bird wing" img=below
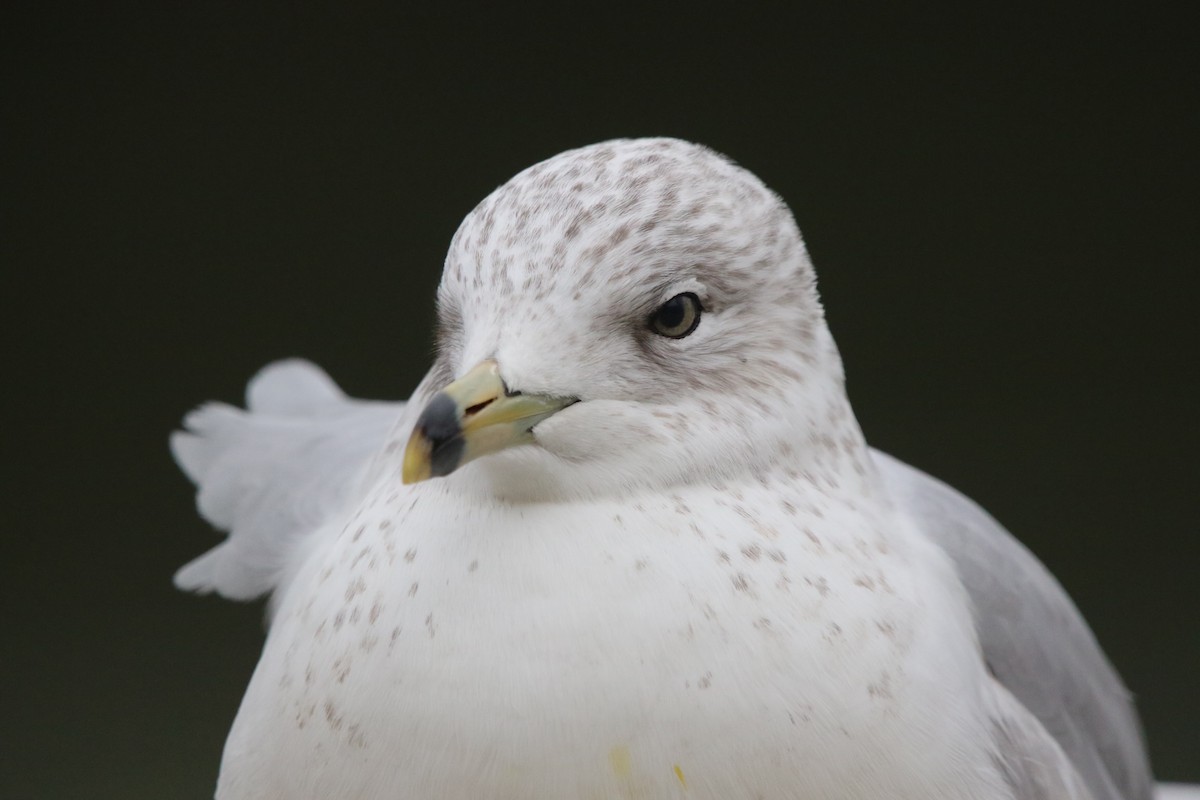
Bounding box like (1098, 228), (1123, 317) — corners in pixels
(172, 359), (403, 613)
(871, 449), (1154, 800)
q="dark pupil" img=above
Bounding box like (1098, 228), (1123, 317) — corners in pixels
(659, 297), (686, 328)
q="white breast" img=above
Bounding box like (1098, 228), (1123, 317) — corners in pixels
(215, 469), (1008, 800)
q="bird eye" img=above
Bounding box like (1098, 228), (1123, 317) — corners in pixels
(650, 293), (702, 339)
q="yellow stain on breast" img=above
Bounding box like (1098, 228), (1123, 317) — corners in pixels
(607, 745), (686, 797)
(609, 745), (632, 778)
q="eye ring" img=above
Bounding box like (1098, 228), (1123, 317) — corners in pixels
(650, 292), (702, 339)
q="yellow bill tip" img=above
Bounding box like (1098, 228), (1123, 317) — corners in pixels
(401, 434), (434, 485)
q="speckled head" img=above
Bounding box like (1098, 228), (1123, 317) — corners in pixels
(411, 138), (865, 499)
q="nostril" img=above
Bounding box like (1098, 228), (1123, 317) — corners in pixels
(464, 398), (495, 417)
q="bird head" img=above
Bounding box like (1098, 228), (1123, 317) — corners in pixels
(402, 138), (858, 500)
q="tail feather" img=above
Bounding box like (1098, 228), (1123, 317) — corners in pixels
(171, 359), (403, 609)
(245, 358), (345, 415)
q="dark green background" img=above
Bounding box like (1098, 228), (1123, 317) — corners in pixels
(3, 4), (1196, 797)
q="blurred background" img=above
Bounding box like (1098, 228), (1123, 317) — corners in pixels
(3, 4), (1196, 796)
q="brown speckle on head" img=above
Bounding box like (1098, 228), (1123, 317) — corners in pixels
(868, 672), (894, 701)
(347, 723), (367, 749)
(854, 574), (877, 592)
(425, 137), (873, 499)
(805, 576), (831, 598)
(802, 527), (823, 549)
(345, 577), (366, 602)
(350, 547), (371, 569)
(333, 653), (352, 683)
(324, 701), (344, 731)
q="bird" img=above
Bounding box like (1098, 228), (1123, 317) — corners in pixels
(173, 138), (1196, 799)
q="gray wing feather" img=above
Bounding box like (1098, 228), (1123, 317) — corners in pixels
(872, 449), (1153, 800)
(988, 678), (1097, 799)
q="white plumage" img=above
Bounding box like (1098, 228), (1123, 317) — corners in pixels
(174, 139), (1195, 799)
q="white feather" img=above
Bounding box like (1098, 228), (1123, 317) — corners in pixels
(174, 140), (1195, 799)
(173, 359), (401, 607)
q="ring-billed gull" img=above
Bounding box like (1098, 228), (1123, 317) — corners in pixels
(173, 138), (1196, 799)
